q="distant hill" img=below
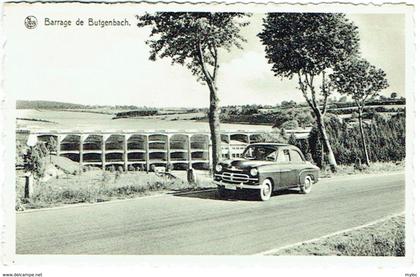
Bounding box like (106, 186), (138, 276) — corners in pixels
(16, 100), (88, 110)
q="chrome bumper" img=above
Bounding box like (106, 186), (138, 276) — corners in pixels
(213, 180), (262, 190)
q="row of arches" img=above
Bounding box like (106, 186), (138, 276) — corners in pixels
(35, 132), (265, 170)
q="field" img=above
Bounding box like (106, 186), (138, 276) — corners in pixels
(16, 109), (272, 131)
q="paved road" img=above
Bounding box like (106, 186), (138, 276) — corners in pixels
(16, 172), (405, 255)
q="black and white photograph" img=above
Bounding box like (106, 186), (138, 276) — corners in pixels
(0, 1), (417, 276)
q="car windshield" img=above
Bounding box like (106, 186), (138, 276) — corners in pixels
(242, 145), (278, 161)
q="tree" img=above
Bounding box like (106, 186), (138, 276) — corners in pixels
(24, 143), (47, 179)
(330, 58), (389, 166)
(137, 12), (249, 171)
(390, 92), (398, 99)
(338, 96), (347, 103)
(258, 13), (360, 172)
(288, 133), (298, 146)
(46, 136), (58, 162)
(282, 119), (299, 130)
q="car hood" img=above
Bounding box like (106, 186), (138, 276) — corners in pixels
(220, 159), (273, 169)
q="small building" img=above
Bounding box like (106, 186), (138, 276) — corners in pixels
(221, 140), (248, 160)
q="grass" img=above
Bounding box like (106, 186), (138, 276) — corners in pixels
(320, 161), (404, 178)
(15, 169), (202, 211)
(272, 215), (405, 256)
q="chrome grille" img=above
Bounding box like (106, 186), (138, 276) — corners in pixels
(220, 172), (250, 183)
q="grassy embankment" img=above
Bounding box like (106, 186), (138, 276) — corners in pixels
(320, 161), (404, 178)
(16, 166), (213, 211)
(271, 214), (405, 256)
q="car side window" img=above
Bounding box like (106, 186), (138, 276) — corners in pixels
(290, 150), (304, 163)
(282, 149), (291, 162)
(266, 150), (277, 161)
(277, 150), (286, 162)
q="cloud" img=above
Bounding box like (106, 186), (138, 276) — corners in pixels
(217, 51), (304, 106)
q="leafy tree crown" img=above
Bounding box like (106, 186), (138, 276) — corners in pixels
(329, 58), (389, 104)
(258, 13), (360, 78)
(136, 12), (249, 82)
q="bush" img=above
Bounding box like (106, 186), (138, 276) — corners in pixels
(307, 113), (405, 167)
(282, 120), (299, 130)
(23, 143), (48, 179)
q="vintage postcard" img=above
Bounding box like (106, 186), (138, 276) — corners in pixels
(0, 0), (417, 276)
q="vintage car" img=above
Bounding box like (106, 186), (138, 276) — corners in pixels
(213, 143), (320, 201)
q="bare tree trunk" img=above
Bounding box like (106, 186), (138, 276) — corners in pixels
(208, 86), (221, 172)
(358, 110), (370, 166)
(298, 72), (337, 172)
(196, 42), (221, 172)
(314, 110), (337, 172)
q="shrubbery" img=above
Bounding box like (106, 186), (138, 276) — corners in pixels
(290, 112), (405, 166)
(18, 171), (191, 209)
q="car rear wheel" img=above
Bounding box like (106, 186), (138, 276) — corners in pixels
(300, 175), (313, 194)
(259, 179), (272, 201)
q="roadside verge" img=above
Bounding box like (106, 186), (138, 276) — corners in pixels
(256, 212), (405, 256)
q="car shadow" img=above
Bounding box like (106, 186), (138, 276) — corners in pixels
(171, 188), (301, 201)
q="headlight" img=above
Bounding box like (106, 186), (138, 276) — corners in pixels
(250, 168), (258, 176)
(215, 164), (223, 172)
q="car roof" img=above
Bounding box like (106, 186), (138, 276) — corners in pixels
(248, 143), (291, 147)
(248, 143), (303, 152)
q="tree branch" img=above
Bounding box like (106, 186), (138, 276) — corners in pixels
(197, 40), (213, 85)
(321, 71), (329, 115)
(304, 73), (318, 110)
(298, 72), (315, 111)
(211, 44), (218, 82)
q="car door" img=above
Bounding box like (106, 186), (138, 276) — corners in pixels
(288, 149), (306, 187)
(277, 149), (294, 188)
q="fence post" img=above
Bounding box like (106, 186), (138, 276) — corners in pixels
(24, 172), (34, 199)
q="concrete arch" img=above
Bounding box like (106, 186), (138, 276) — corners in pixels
(170, 134), (188, 150)
(83, 135), (102, 151)
(60, 134), (81, 151)
(36, 134), (58, 143)
(105, 134), (124, 151)
(190, 134), (209, 150)
(149, 134), (168, 142)
(127, 134), (147, 151)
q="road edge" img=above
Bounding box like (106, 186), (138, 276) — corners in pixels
(254, 211), (405, 256)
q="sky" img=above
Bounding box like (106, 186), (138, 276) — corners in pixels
(4, 6), (406, 108)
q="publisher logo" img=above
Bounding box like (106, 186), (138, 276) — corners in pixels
(24, 16), (38, 29)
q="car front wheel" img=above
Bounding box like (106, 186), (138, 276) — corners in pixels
(300, 175), (313, 194)
(217, 186), (227, 199)
(259, 179), (273, 201)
